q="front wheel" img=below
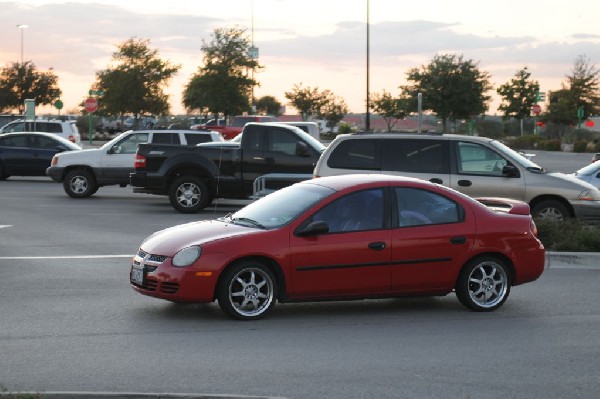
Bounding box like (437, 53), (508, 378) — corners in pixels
(217, 262), (277, 320)
(63, 169), (98, 198)
(168, 176), (211, 213)
(456, 256), (511, 311)
(531, 199), (570, 221)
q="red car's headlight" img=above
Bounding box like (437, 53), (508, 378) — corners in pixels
(172, 246), (202, 267)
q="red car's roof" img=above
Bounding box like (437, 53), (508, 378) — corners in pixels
(304, 174), (432, 191)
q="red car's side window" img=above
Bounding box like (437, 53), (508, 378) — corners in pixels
(312, 188), (384, 233)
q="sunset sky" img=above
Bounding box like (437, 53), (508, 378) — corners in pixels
(2, 0), (599, 116)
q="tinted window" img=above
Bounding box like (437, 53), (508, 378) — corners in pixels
(381, 139), (449, 174)
(312, 188), (384, 233)
(151, 133), (180, 145)
(185, 133), (212, 145)
(2, 122), (25, 132)
(113, 133), (149, 154)
(267, 128), (298, 156)
(37, 122), (62, 133)
(395, 187), (463, 227)
(327, 139), (380, 170)
(457, 142), (507, 176)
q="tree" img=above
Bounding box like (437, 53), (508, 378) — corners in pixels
(255, 95), (282, 116)
(497, 67), (540, 135)
(319, 92), (348, 133)
(93, 38), (180, 123)
(183, 27), (260, 119)
(0, 61), (61, 113)
(546, 55), (600, 134)
(284, 83), (328, 121)
(370, 90), (409, 132)
(400, 54), (493, 133)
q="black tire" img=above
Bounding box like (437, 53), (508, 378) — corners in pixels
(168, 176), (211, 213)
(63, 169), (98, 198)
(456, 256), (511, 312)
(217, 261), (277, 320)
(531, 199), (570, 221)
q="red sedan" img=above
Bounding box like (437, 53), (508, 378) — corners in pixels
(130, 174), (545, 320)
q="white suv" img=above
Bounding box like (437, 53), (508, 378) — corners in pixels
(47, 129), (224, 198)
(314, 133), (600, 222)
(0, 119), (81, 144)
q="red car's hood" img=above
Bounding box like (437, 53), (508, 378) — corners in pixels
(141, 220), (256, 256)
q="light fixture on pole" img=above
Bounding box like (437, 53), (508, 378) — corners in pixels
(17, 24), (29, 65)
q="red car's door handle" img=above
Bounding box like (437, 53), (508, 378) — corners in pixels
(450, 236), (466, 245)
(368, 242), (386, 251)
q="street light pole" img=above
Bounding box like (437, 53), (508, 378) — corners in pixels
(365, 0), (371, 132)
(17, 24), (29, 65)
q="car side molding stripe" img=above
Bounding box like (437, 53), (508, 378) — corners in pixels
(296, 257), (452, 272)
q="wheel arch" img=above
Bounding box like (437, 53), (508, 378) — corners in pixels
(529, 195), (574, 218)
(166, 165), (214, 195)
(455, 252), (516, 289)
(214, 255), (286, 302)
(62, 165), (97, 183)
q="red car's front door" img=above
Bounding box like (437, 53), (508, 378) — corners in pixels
(288, 188), (391, 299)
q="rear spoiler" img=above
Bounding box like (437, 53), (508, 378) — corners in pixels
(475, 197), (531, 216)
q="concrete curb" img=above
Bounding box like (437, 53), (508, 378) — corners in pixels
(0, 393), (287, 399)
(546, 251), (600, 269)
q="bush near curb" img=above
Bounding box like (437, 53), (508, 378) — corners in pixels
(536, 218), (600, 252)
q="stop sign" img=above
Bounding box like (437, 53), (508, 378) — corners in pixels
(532, 104), (542, 115)
(84, 97), (98, 113)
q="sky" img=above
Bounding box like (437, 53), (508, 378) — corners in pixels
(1, 0), (600, 117)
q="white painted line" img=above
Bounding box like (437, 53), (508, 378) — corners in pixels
(0, 255), (134, 260)
(0, 225), (13, 229)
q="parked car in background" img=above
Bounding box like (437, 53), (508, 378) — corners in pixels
(572, 162), (600, 189)
(591, 153), (600, 163)
(0, 119), (81, 144)
(314, 133), (600, 222)
(0, 132), (81, 179)
(279, 121), (320, 140)
(130, 174), (545, 320)
(47, 129), (223, 198)
(205, 115), (279, 140)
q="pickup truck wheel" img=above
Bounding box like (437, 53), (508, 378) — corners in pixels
(63, 169), (97, 198)
(169, 176), (211, 213)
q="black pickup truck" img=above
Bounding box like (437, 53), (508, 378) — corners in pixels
(130, 122), (326, 213)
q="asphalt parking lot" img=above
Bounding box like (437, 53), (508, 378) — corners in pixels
(1, 177), (600, 398)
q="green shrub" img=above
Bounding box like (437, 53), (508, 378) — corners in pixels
(542, 139), (562, 151)
(536, 218), (600, 252)
(573, 140), (589, 153)
(505, 134), (542, 150)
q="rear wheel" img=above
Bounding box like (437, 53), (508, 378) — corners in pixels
(217, 261), (277, 320)
(168, 176), (211, 213)
(63, 169), (97, 198)
(456, 256), (511, 311)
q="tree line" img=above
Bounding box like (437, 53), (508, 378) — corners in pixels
(0, 26), (598, 134)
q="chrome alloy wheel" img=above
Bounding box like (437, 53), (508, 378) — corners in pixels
(175, 182), (201, 208)
(228, 267), (275, 318)
(467, 261), (509, 309)
(69, 175), (89, 194)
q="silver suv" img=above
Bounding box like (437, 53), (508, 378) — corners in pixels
(314, 133), (600, 222)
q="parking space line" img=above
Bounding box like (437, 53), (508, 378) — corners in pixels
(0, 255), (133, 260)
